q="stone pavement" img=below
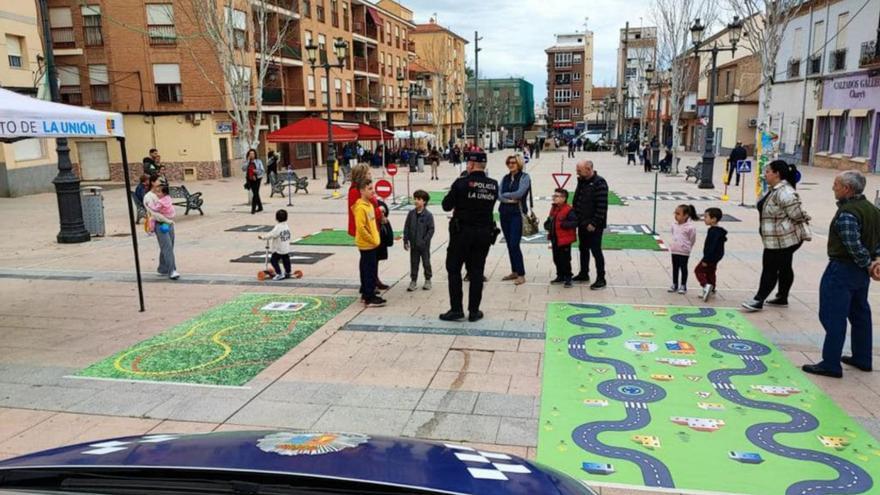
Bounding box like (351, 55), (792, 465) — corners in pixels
(0, 149), (878, 495)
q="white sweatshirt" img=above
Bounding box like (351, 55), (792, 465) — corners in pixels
(264, 222), (291, 255)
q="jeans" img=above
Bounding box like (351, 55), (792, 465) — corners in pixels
(671, 254), (689, 287)
(410, 245), (432, 281)
(552, 244), (573, 280)
(755, 243), (802, 302)
(248, 178), (263, 213)
(499, 210), (525, 276)
(359, 248), (379, 299)
(818, 260), (873, 373)
(695, 262), (718, 287)
(156, 224), (176, 275)
(725, 163), (740, 186)
(577, 226), (605, 279)
(270, 252), (291, 275)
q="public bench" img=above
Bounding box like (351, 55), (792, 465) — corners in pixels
(270, 169), (309, 197)
(685, 163), (702, 183)
(168, 185), (204, 216)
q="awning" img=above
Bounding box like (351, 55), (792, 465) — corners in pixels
(366, 7), (383, 26)
(0, 87), (124, 140)
(356, 123), (393, 141)
(828, 109), (846, 117)
(552, 122), (575, 128)
(816, 109), (831, 117)
(849, 109), (872, 118)
(266, 117), (359, 143)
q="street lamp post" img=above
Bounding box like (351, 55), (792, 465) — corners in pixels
(645, 64), (663, 167)
(397, 68), (424, 168)
(690, 16), (743, 189)
(305, 38), (349, 189)
(442, 88), (462, 151)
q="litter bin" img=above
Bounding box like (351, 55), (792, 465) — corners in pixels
(81, 186), (105, 237)
(416, 156), (425, 173)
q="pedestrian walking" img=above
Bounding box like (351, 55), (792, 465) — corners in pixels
(545, 188), (578, 288)
(726, 141), (747, 187)
(353, 180), (386, 307)
(440, 148), (499, 322)
(567, 139), (576, 159)
(143, 180), (179, 280)
(642, 142), (653, 173)
(668, 204), (698, 294)
(403, 189), (435, 291)
(266, 150), (279, 189)
(242, 149), (264, 214)
(802, 171), (880, 378)
(260, 209), (293, 281)
(347, 164), (389, 291)
(742, 160), (812, 312)
(626, 139), (638, 165)
(695, 207), (727, 302)
(572, 160), (609, 290)
(499, 154), (532, 285)
(429, 146), (441, 180)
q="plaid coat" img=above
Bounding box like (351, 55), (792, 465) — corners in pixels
(758, 182), (812, 249)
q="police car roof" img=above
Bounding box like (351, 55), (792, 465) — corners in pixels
(0, 431), (592, 495)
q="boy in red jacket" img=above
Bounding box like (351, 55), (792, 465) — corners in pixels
(545, 188), (579, 288)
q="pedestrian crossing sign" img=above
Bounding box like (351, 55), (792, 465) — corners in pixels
(736, 160), (752, 173)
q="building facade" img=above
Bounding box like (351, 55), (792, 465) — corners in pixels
(545, 31), (593, 134)
(616, 26), (656, 139)
(465, 78), (535, 144)
(586, 86), (614, 134)
(410, 17), (467, 146)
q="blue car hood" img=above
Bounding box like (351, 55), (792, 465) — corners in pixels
(0, 430), (588, 495)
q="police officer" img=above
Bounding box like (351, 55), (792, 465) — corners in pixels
(440, 149), (498, 322)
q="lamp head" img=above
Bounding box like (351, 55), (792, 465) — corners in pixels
(728, 16), (743, 47)
(645, 64), (655, 83)
(305, 42), (318, 65)
(690, 18), (705, 47)
(333, 38), (348, 63)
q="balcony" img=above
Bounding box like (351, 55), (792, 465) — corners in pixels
(354, 56), (367, 71)
(51, 27), (75, 48)
(353, 20), (365, 36)
(860, 41), (879, 68)
(411, 112), (433, 124)
(280, 40), (301, 60)
(149, 24), (177, 45)
(830, 48), (847, 72)
(412, 88), (433, 99)
(807, 55), (821, 76)
(787, 58), (800, 78)
(262, 87), (284, 104)
(264, 0), (299, 15)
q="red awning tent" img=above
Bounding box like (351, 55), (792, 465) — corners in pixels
(356, 123), (393, 141)
(366, 6), (383, 25)
(266, 117), (358, 143)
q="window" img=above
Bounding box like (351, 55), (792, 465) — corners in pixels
(817, 117), (831, 151)
(385, 22), (391, 45)
(811, 21), (824, 53)
(147, 4), (176, 45)
(225, 8), (247, 50)
(230, 65), (251, 102)
(302, 0), (311, 18)
(304, 30), (313, 47)
(316, 1), (324, 22)
(318, 34), (326, 62)
(573, 107), (580, 116)
(573, 53), (582, 63)
(153, 63), (182, 103)
(555, 73), (571, 85)
(5, 35), (23, 68)
(80, 5), (103, 46)
(854, 115), (871, 157)
(395, 25), (400, 48)
(342, 2), (349, 31)
(12, 139), (44, 161)
(330, 0), (338, 27)
(836, 12), (849, 50)
(48, 8), (74, 48)
(58, 66), (82, 105)
(335, 78), (342, 106)
(554, 88), (571, 103)
(307, 74), (316, 104)
(833, 113), (847, 153)
(88, 64), (110, 104)
(296, 143), (312, 159)
(320, 76), (328, 104)
(830, 49), (847, 71)
(573, 72), (580, 81)
(346, 79), (352, 106)
(787, 58), (800, 78)
(573, 90), (580, 99)
(555, 52), (572, 67)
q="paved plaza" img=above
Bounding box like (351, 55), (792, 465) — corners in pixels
(0, 150), (879, 495)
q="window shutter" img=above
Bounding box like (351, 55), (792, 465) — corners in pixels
(81, 5), (100, 16)
(152, 63), (181, 84)
(5, 35), (22, 57)
(88, 64), (108, 85)
(57, 66), (80, 86)
(146, 4), (174, 25)
(49, 8), (73, 27)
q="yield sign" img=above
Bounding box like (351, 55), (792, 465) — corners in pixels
(552, 173), (572, 189)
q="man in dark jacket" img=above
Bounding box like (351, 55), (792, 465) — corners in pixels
(626, 139), (638, 165)
(726, 141), (747, 186)
(571, 160), (609, 290)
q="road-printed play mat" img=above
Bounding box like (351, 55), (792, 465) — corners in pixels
(78, 294), (355, 386)
(538, 303), (878, 495)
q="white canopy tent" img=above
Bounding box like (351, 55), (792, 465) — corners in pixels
(0, 88), (144, 311)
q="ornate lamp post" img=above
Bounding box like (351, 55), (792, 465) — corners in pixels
(441, 88), (462, 149)
(645, 64), (663, 167)
(690, 16), (744, 189)
(397, 68), (424, 163)
(305, 38), (349, 189)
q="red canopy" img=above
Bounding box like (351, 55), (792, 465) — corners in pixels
(267, 117), (359, 143)
(357, 123), (393, 141)
(366, 6), (383, 25)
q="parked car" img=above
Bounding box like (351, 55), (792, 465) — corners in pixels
(0, 431), (597, 495)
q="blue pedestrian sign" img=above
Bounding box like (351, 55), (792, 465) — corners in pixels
(736, 160), (752, 173)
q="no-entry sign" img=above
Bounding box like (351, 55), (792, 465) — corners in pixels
(375, 179), (393, 199)
(386, 163), (398, 176)
(552, 173), (572, 189)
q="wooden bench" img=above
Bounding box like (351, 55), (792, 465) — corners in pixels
(270, 169), (309, 196)
(168, 185), (204, 216)
(685, 163), (702, 183)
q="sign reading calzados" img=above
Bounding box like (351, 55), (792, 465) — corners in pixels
(824, 74), (880, 105)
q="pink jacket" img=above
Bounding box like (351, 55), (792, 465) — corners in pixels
(670, 220), (697, 256)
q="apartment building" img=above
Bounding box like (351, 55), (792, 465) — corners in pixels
(767, 0), (880, 172)
(410, 18), (467, 146)
(616, 26), (656, 138)
(585, 86), (614, 133)
(0, 1), (61, 197)
(545, 31), (593, 134)
(465, 78), (535, 143)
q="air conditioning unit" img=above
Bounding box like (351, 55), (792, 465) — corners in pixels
(747, 118), (757, 128)
(186, 113), (203, 125)
(269, 114), (281, 131)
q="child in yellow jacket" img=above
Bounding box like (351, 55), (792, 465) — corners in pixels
(352, 181), (385, 306)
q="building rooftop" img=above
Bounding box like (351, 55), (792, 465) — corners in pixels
(411, 18), (469, 43)
(591, 87), (615, 101)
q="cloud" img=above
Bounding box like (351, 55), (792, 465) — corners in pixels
(403, 0), (654, 103)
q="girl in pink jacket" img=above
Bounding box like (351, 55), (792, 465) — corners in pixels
(669, 204), (698, 294)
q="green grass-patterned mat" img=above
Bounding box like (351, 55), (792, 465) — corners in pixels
(78, 294), (355, 386)
(294, 229), (402, 246)
(577, 233), (663, 251)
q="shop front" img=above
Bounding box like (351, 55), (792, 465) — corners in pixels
(814, 72), (880, 173)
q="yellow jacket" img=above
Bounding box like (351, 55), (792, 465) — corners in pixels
(353, 198), (381, 249)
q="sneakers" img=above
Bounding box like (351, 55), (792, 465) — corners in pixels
(667, 285), (678, 293)
(169, 271), (180, 280)
(741, 299), (763, 312)
(423, 279), (432, 290)
(272, 273), (285, 281)
(468, 310), (484, 322)
(765, 298), (789, 307)
(701, 284), (714, 302)
(677, 286), (687, 294)
(550, 277), (565, 285)
(407, 280), (418, 292)
(572, 273), (590, 283)
(365, 296), (387, 307)
(589, 279), (607, 290)
(439, 310), (465, 321)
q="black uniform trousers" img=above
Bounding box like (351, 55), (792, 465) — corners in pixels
(446, 226), (492, 313)
(576, 226), (605, 279)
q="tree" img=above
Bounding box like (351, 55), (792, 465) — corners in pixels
(651, 0), (718, 173)
(180, 0), (298, 156)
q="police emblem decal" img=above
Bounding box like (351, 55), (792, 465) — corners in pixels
(257, 432), (369, 456)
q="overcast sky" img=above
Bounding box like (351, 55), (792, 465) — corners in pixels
(403, 0), (654, 105)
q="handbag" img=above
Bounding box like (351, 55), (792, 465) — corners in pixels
(521, 185), (539, 236)
(380, 221), (394, 247)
